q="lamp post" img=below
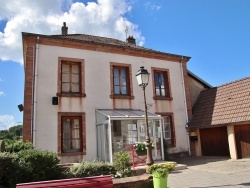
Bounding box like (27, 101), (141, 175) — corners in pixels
(136, 66), (154, 165)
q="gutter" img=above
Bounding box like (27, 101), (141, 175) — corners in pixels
(32, 36), (39, 147)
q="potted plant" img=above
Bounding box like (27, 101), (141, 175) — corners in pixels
(133, 142), (154, 156)
(148, 162), (175, 188)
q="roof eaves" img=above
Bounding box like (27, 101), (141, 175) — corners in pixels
(22, 32), (191, 60)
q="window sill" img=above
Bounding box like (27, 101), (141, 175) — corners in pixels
(153, 96), (173, 100)
(110, 95), (135, 99)
(58, 151), (86, 156)
(57, 93), (86, 97)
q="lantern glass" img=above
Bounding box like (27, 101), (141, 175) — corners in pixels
(136, 66), (150, 87)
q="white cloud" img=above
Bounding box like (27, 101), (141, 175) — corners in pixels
(0, 115), (16, 130)
(0, 91), (4, 96)
(0, 0), (144, 64)
(144, 2), (161, 11)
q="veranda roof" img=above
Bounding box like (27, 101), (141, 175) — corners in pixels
(96, 109), (161, 120)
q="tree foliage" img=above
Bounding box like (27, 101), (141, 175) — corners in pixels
(0, 125), (22, 140)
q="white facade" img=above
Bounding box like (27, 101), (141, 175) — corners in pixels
(31, 43), (189, 163)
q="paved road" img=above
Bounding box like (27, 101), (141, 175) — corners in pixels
(167, 156), (250, 188)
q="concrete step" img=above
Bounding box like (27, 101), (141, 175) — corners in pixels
(174, 164), (187, 171)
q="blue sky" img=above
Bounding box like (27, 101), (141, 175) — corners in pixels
(0, 0), (250, 130)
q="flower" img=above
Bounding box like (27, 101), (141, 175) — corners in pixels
(133, 142), (154, 152)
(148, 163), (175, 178)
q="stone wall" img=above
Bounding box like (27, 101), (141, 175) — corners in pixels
(113, 174), (153, 188)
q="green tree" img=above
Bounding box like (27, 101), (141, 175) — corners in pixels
(0, 125), (22, 140)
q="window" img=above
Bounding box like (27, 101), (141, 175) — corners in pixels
(157, 112), (175, 147)
(61, 61), (80, 93)
(152, 68), (172, 100)
(62, 116), (81, 152)
(114, 67), (128, 95)
(163, 116), (171, 139)
(57, 57), (85, 97)
(162, 115), (175, 147)
(58, 112), (86, 155)
(110, 63), (134, 99)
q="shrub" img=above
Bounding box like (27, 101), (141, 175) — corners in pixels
(69, 160), (116, 178)
(0, 152), (23, 188)
(4, 139), (33, 153)
(0, 150), (65, 187)
(16, 149), (65, 182)
(113, 151), (131, 177)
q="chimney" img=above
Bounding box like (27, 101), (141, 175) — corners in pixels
(127, 36), (136, 45)
(61, 22), (68, 35)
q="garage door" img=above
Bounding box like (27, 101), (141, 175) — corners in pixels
(200, 127), (230, 156)
(234, 124), (250, 159)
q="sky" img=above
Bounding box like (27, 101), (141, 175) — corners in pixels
(0, 0), (250, 130)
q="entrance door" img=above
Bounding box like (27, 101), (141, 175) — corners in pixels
(97, 122), (110, 162)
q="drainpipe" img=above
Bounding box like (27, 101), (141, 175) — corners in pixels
(32, 36), (39, 147)
(29, 46), (35, 143)
(180, 57), (191, 156)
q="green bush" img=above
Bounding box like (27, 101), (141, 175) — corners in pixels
(4, 139), (33, 153)
(113, 151), (131, 177)
(69, 160), (116, 178)
(0, 150), (65, 187)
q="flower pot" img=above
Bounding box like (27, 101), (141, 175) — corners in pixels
(136, 150), (147, 156)
(152, 171), (168, 188)
(153, 176), (168, 188)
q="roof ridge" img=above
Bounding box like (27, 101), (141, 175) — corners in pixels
(217, 76), (250, 88)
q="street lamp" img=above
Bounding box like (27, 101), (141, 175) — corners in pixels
(136, 66), (154, 165)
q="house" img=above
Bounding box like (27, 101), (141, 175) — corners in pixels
(22, 22), (196, 163)
(188, 76), (250, 159)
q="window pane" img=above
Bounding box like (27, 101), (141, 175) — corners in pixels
(72, 64), (79, 73)
(156, 88), (160, 96)
(63, 119), (71, 150)
(62, 64), (70, 73)
(72, 139), (80, 150)
(62, 73), (70, 82)
(72, 74), (79, 83)
(71, 83), (80, 92)
(114, 86), (120, 94)
(164, 116), (171, 139)
(161, 88), (166, 96)
(160, 73), (165, 86)
(121, 78), (127, 86)
(114, 77), (119, 86)
(165, 131), (171, 139)
(114, 69), (119, 77)
(121, 69), (126, 77)
(154, 73), (159, 87)
(121, 86), (127, 94)
(72, 119), (80, 150)
(62, 83), (70, 92)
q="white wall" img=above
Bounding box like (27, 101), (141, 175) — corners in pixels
(35, 44), (189, 161)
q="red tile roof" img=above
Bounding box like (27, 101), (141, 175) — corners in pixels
(188, 76), (250, 128)
(22, 32), (191, 59)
